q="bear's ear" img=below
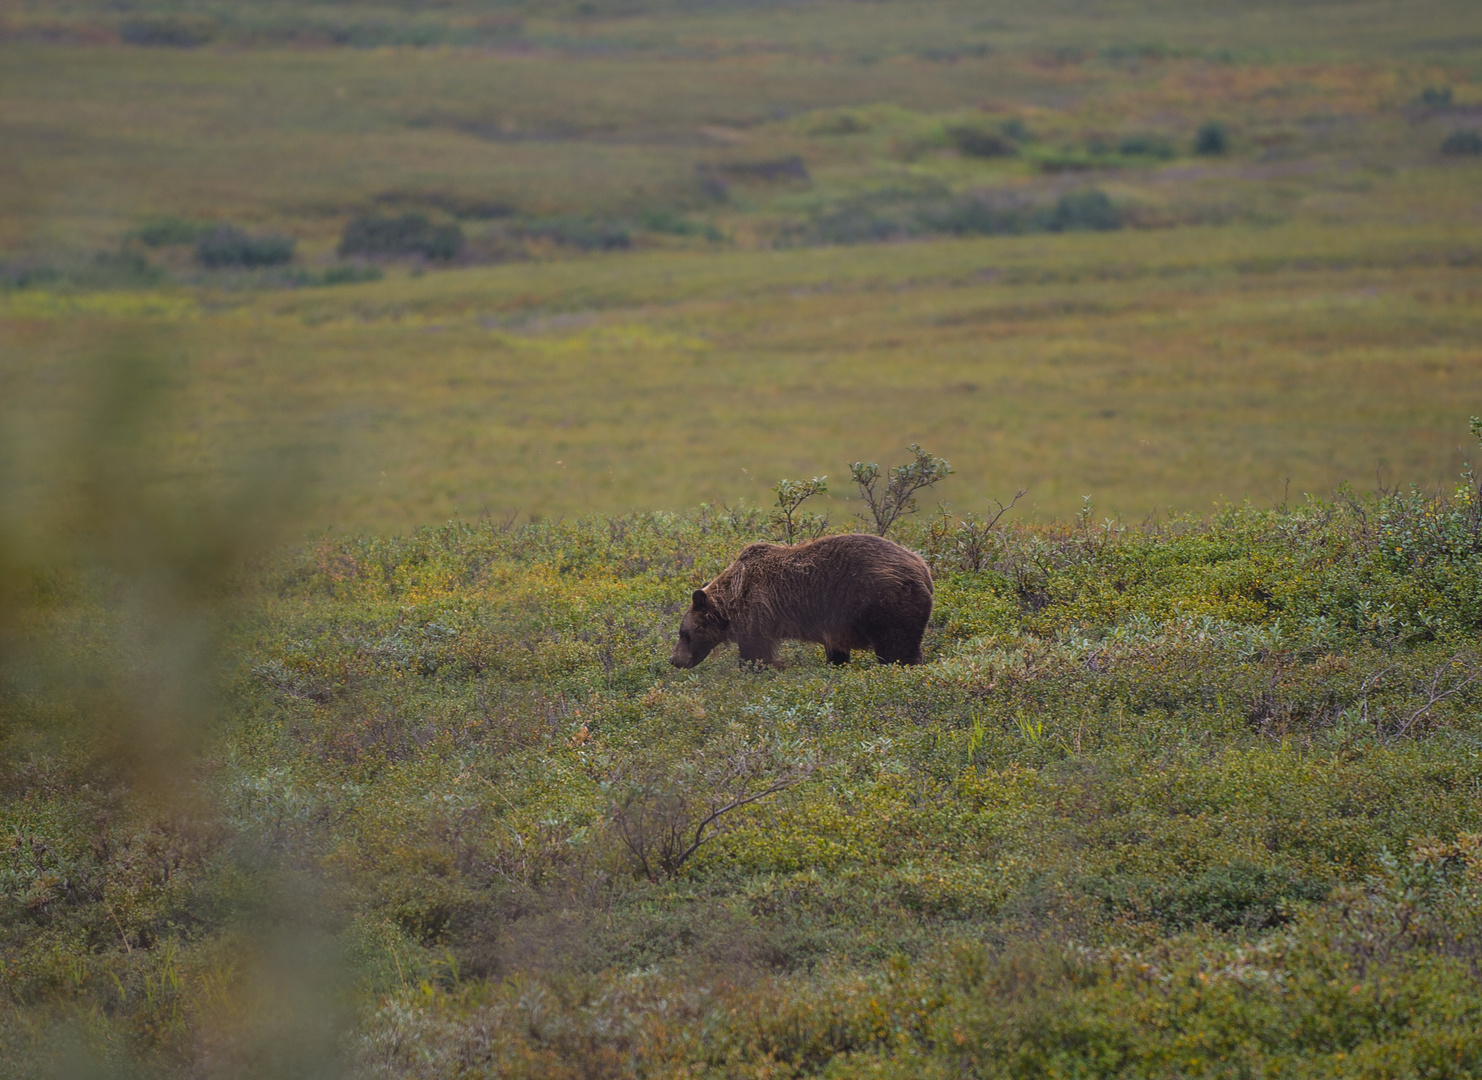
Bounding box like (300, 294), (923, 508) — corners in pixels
(691, 589), (709, 610)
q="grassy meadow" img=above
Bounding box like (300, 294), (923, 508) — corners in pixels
(4, 0), (1482, 525)
(4, 1), (1482, 1076)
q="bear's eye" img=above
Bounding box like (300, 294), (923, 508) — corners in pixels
(679, 630), (690, 642)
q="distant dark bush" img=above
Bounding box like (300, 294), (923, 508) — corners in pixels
(1194, 120), (1228, 156)
(318, 264), (383, 285)
(520, 217), (631, 251)
(809, 113), (868, 136)
(809, 204), (915, 245)
(2, 251), (164, 290)
(196, 225), (295, 268)
(1419, 85), (1453, 106)
(639, 211), (723, 241)
(88, 248), (166, 286)
(119, 15), (216, 47)
(948, 126), (1018, 158)
(1118, 133), (1176, 159)
(134, 218), (208, 247)
(920, 199), (1026, 236)
(338, 214), (464, 260)
(1441, 129), (1482, 156)
(1001, 118), (1030, 142)
(1040, 189), (1122, 231)
(0, 262), (61, 290)
(698, 173), (731, 201)
(918, 43), (989, 62)
(265, 265), (384, 288)
(709, 156), (810, 183)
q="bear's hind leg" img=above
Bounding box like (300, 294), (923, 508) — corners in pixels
(861, 609), (927, 666)
(825, 647), (851, 665)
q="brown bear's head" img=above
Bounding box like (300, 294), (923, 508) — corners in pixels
(669, 589), (730, 668)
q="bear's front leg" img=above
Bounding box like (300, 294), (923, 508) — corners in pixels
(737, 637), (783, 671)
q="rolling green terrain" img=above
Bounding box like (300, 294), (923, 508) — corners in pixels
(3, 0), (1482, 1076)
(3, 0), (1482, 525)
(6, 224), (1482, 527)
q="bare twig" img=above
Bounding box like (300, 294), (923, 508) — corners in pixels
(1388, 654), (1481, 742)
(983, 488), (1029, 531)
(1358, 664), (1396, 739)
(609, 747), (817, 881)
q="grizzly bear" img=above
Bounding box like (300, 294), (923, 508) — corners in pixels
(668, 533), (934, 670)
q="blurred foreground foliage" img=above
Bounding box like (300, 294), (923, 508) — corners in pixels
(5, 410), (1482, 1075)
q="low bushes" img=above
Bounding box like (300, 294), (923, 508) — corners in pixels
(1442, 129), (1482, 156)
(920, 189), (1122, 237)
(7, 429), (1482, 1075)
(1195, 120), (1229, 155)
(948, 125), (1019, 158)
(516, 216), (631, 251)
(339, 213), (465, 260)
(1117, 133), (1177, 159)
(196, 224), (295, 268)
(118, 14), (216, 47)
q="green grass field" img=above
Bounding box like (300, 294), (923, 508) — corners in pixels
(4, 1), (1482, 1076)
(4, 0), (1482, 528)
(6, 223), (1482, 528)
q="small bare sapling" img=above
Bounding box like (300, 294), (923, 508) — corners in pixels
(849, 444), (953, 537)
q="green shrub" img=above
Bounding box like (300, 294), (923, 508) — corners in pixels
(1085, 862), (1331, 931)
(274, 265), (385, 288)
(318, 264), (384, 286)
(1000, 118), (1031, 142)
(809, 200), (919, 244)
(1, 250), (163, 289)
(809, 112), (869, 136)
(1118, 133), (1176, 159)
(1442, 129), (1482, 155)
(1039, 189), (1122, 231)
(119, 15), (216, 47)
(918, 196), (1029, 236)
(948, 126), (1018, 158)
(338, 213), (464, 260)
(638, 210), (724, 241)
(0, 261), (61, 290)
(519, 216), (631, 251)
(1418, 85), (1453, 106)
(709, 156), (810, 183)
(1195, 120), (1229, 155)
(196, 224), (295, 268)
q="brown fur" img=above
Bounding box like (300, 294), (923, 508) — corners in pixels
(668, 533), (934, 670)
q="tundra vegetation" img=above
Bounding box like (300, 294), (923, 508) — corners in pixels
(3, 0), (1482, 1075)
(5, 413), (1482, 1076)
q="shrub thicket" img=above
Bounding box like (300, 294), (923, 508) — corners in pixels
(133, 217), (209, 247)
(1195, 120), (1229, 155)
(948, 125), (1019, 158)
(119, 14), (216, 46)
(517, 216), (632, 251)
(639, 210), (724, 241)
(1118, 133), (1176, 159)
(339, 213), (465, 260)
(1442, 129), (1482, 155)
(196, 224), (295, 268)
